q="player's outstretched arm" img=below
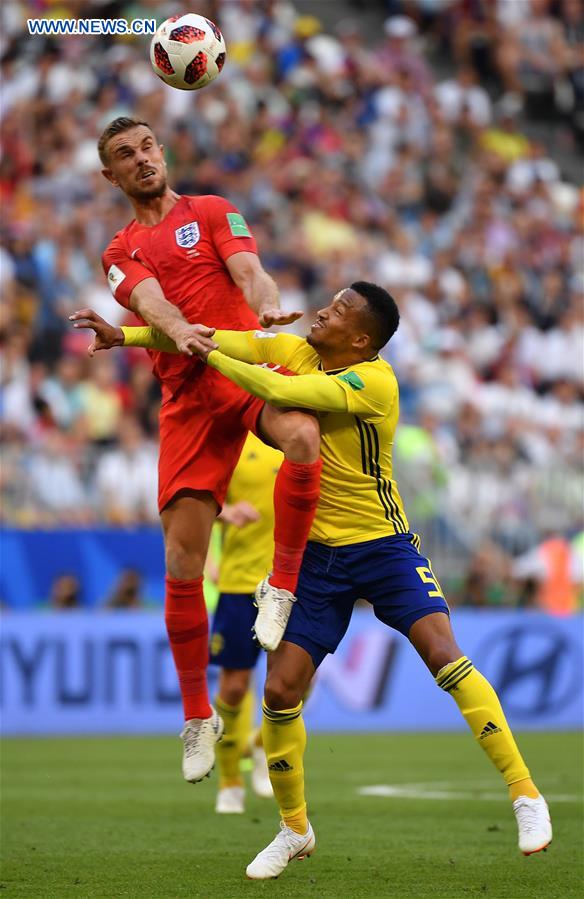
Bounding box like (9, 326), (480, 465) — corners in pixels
(206, 350), (349, 413)
(226, 252), (303, 327)
(118, 324), (277, 365)
(128, 278), (218, 356)
(69, 309), (217, 358)
(69, 308), (129, 356)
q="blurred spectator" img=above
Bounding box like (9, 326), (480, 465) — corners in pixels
(104, 569), (144, 609)
(49, 574), (81, 610)
(506, 141), (560, 194)
(434, 65), (492, 127)
(457, 541), (515, 608)
(29, 431), (92, 525)
(378, 16), (433, 95)
(78, 356), (123, 447)
(38, 356), (85, 431)
(480, 99), (530, 162)
(497, 0), (568, 116)
(513, 534), (583, 615)
(94, 417), (158, 525)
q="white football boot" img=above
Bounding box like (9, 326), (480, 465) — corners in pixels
(180, 708), (224, 783)
(254, 576), (297, 651)
(215, 785), (245, 814)
(250, 742), (274, 799)
(246, 821), (315, 880)
(513, 794), (552, 855)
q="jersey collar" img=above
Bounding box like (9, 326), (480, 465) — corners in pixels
(318, 355), (379, 376)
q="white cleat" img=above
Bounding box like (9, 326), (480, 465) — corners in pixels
(180, 708), (224, 783)
(251, 743), (274, 799)
(215, 785), (245, 814)
(254, 576), (297, 651)
(246, 821), (315, 880)
(513, 794), (552, 855)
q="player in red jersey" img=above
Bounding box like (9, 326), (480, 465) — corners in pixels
(90, 117), (322, 783)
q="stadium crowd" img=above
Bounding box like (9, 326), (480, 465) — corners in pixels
(1, 0), (582, 609)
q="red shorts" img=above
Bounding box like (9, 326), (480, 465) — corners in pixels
(158, 365), (264, 512)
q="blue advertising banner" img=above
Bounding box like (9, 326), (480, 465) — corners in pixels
(1, 610), (582, 735)
(0, 528), (165, 609)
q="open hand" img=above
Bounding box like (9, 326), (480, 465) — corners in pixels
(69, 309), (124, 357)
(258, 309), (304, 328)
(170, 322), (218, 359)
(219, 501), (261, 528)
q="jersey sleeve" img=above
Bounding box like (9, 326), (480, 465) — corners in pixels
(333, 367), (394, 421)
(202, 196), (258, 263)
(102, 235), (155, 309)
(207, 351), (349, 413)
(214, 330), (303, 366)
(122, 326), (178, 353)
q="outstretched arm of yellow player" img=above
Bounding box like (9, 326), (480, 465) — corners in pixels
(71, 317), (388, 418)
(206, 349), (349, 413)
(121, 325), (301, 366)
(122, 325), (179, 353)
(121, 325), (261, 363)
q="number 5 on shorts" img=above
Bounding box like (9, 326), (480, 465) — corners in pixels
(416, 565), (444, 598)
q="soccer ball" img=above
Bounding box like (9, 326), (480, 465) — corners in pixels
(150, 13), (226, 91)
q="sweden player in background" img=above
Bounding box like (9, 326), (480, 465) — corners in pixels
(210, 432), (281, 814)
(73, 285), (552, 878)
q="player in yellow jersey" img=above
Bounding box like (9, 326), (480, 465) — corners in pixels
(211, 432), (282, 814)
(72, 283), (552, 878)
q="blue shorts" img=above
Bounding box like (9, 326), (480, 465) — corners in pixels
(285, 533), (449, 669)
(210, 592), (262, 670)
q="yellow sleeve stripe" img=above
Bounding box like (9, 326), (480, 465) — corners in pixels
(355, 417), (407, 534)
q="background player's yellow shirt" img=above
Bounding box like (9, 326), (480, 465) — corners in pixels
(217, 432), (283, 594)
(229, 332), (409, 547)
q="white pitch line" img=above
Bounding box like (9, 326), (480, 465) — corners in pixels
(357, 785), (582, 803)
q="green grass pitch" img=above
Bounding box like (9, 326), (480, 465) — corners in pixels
(1, 732), (582, 898)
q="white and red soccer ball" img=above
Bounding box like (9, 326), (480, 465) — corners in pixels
(150, 13), (226, 91)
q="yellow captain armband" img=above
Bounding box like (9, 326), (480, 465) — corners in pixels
(121, 326), (178, 353)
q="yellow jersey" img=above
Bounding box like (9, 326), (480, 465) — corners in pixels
(217, 432), (283, 593)
(121, 325), (410, 548)
(212, 331), (409, 547)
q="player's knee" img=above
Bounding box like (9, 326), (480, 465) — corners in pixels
(165, 540), (204, 580)
(220, 672), (250, 707)
(221, 684), (248, 706)
(264, 670), (303, 711)
(279, 414), (320, 462)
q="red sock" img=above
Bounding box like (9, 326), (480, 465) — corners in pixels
(271, 457), (322, 593)
(164, 576), (212, 721)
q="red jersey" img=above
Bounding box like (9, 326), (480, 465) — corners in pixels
(102, 194), (259, 394)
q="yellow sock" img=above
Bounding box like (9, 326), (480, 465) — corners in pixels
(238, 688), (254, 753)
(262, 700), (308, 834)
(252, 726), (263, 750)
(436, 657), (539, 799)
(509, 778), (540, 801)
(215, 695), (249, 788)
